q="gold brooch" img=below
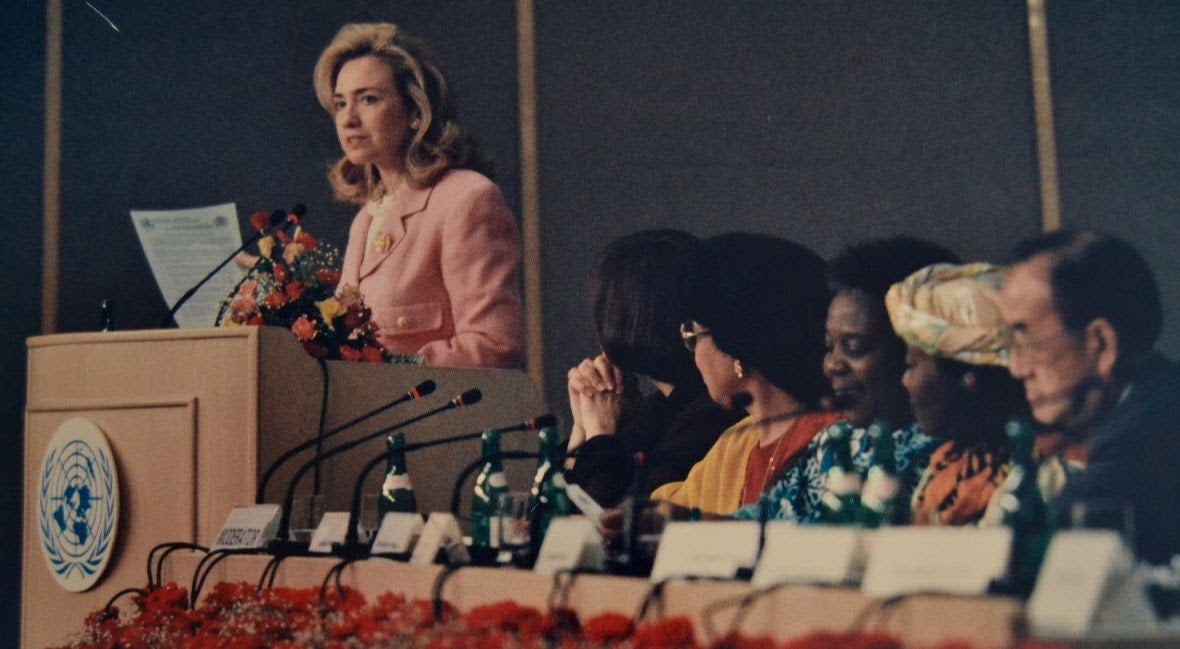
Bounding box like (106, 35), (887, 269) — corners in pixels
(373, 233), (394, 254)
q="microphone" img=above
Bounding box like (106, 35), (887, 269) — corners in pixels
(255, 379), (437, 503)
(272, 388), (482, 547)
(162, 204), (307, 327)
(337, 414), (557, 553)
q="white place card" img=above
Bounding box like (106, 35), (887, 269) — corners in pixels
(752, 523), (862, 587)
(1027, 531), (1157, 637)
(410, 513), (468, 566)
(371, 512), (425, 555)
(534, 517), (605, 574)
(861, 526), (1012, 597)
(308, 512), (351, 554)
(211, 504), (281, 551)
(649, 521), (760, 582)
(565, 483), (604, 530)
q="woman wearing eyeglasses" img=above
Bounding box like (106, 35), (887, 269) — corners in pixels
(650, 233), (840, 514)
(563, 230), (741, 507)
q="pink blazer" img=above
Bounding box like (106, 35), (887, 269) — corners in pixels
(340, 170), (524, 369)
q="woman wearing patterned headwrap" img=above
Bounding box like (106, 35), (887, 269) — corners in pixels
(885, 262), (1030, 526)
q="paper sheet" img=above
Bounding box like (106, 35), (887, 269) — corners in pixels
(131, 203), (244, 328)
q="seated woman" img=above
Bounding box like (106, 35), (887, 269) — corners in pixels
(734, 236), (959, 523)
(564, 230), (741, 507)
(650, 233), (840, 515)
(885, 262), (1030, 525)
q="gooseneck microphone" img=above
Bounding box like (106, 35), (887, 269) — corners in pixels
(162, 204), (307, 327)
(339, 414), (558, 551)
(274, 389), (482, 544)
(255, 379), (437, 503)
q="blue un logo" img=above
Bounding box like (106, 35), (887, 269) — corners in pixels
(38, 419), (120, 592)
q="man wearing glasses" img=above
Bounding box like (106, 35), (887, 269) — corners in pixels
(998, 230), (1180, 563)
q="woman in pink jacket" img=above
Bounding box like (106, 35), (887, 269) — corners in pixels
(313, 23), (523, 368)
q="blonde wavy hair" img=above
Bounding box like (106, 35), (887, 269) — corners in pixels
(313, 23), (491, 204)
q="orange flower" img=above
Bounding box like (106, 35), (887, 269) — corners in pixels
(291, 316), (317, 341)
(339, 346), (362, 362)
(262, 292), (288, 310)
(362, 345), (385, 363)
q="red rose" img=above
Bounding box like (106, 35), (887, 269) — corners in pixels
(285, 281), (305, 300)
(262, 292), (288, 310)
(246, 315), (264, 326)
(339, 346), (362, 362)
(272, 263), (289, 284)
(296, 231), (318, 251)
(275, 231), (290, 245)
(249, 210), (270, 231)
(315, 268), (342, 287)
(362, 345), (385, 363)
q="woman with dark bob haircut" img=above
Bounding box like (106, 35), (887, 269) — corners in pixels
(314, 23), (523, 368)
(733, 236), (958, 524)
(565, 230), (740, 507)
(652, 233), (841, 514)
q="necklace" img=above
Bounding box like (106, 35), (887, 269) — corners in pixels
(744, 410), (805, 503)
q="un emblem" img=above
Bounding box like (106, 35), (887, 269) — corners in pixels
(38, 418), (120, 592)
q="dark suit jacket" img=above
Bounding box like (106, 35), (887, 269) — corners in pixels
(1052, 353), (1180, 564)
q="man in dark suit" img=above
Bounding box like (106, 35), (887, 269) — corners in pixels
(999, 231), (1180, 564)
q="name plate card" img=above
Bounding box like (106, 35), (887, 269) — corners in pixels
(752, 523), (862, 587)
(371, 513), (425, 556)
(1027, 531), (1157, 637)
(650, 521), (760, 582)
(308, 512), (351, 554)
(212, 505), (281, 551)
(534, 517), (605, 574)
(410, 513), (468, 566)
(565, 483), (605, 530)
(861, 527), (1012, 597)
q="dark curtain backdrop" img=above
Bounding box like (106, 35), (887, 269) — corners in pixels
(4, 2), (1179, 637)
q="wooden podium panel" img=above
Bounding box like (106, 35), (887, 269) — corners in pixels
(22, 327), (545, 648)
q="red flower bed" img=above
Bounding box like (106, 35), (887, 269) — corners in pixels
(52, 582), (1069, 649)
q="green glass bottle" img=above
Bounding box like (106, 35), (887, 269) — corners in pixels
(998, 418), (1051, 594)
(471, 428), (508, 549)
(818, 422), (863, 525)
(378, 431), (417, 517)
(529, 425), (572, 553)
(859, 420), (901, 528)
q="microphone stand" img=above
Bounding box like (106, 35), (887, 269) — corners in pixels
(255, 379), (436, 503)
(268, 389), (481, 555)
(161, 205), (304, 328)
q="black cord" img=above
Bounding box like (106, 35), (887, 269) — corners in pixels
(189, 550), (243, 609)
(103, 587), (147, 614)
(146, 541), (207, 589)
(152, 543), (208, 589)
(431, 563), (463, 622)
(256, 553), (289, 593)
(312, 358), (330, 495)
(633, 579), (670, 624)
(846, 593), (909, 632)
(318, 558), (362, 605)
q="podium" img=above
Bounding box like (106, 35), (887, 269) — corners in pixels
(21, 327), (545, 648)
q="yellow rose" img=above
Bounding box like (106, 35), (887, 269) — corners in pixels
(283, 242), (304, 264)
(258, 235), (275, 259)
(317, 298), (345, 329)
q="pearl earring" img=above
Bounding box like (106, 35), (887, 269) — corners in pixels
(733, 359), (744, 379)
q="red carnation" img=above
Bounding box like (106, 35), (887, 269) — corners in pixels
(582, 613), (633, 645)
(344, 306), (371, 330)
(249, 211), (270, 231)
(272, 263), (289, 284)
(246, 314), (264, 326)
(362, 345), (385, 363)
(296, 231), (319, 251)
(634, 616), (697, 649)
(339, 346), (362, 362)
(291, 316), (317, 341)
(262, 292), (288, 310)
(276, 231), (290, 245)
(285, 281), (306, 301)
(315, 268), (342, 287)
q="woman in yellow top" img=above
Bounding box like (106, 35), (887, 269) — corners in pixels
(651, 233), (839, 514)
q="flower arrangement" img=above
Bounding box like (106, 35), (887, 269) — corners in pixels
(217, 211), (415, 364)
(54, 581), (1069, 649)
